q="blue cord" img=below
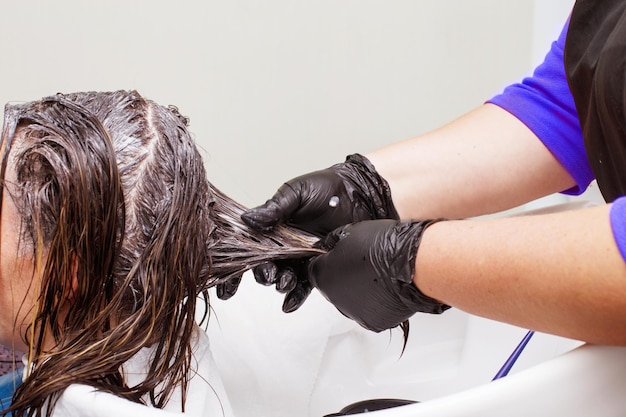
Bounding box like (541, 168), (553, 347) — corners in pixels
(491, 330), (535, 381)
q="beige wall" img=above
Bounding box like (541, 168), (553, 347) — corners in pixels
(0, 1), (574, 207)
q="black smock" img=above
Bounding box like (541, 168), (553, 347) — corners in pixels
(566, 0), (626, 202)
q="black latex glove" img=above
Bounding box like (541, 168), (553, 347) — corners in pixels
(241, 154), (399, 236)
(215, 274), (242, 300)
(221, 153), (399, 311)
(309, 219), (450, 332)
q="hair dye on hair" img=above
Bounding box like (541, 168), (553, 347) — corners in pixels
(0, 90), (321, 416)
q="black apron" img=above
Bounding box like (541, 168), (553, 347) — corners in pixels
(566, 0), (626, 202)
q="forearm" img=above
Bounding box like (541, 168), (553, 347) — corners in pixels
(366, 104), (576, 219)
(415, 204), (626, 345)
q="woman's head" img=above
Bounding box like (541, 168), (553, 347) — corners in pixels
(0, 91), (214, 415)
(0, 90), (322, 416)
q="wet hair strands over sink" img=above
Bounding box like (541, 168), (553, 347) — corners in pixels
(0, 90), (323, 417)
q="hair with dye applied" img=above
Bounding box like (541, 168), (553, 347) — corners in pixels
(0, 90), (321, 416)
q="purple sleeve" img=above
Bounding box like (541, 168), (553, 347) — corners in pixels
(610, 197), (626, 262)
(487, 18), (594, 195)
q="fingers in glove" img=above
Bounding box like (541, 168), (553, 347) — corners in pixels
(273, 257), (309, 294)
(276, 267), (297, 293)
(216, 274), (243, 300)
(241, 183), (301, 232)
(253, 262), (278, 285)
(282, 278), (313, 313)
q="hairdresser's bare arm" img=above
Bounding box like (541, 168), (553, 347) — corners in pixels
(368, 104), (626, 344)
(416, 204), (626, 345)
(367, 103), (576, 219)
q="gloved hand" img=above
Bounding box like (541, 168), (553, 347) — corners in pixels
(241, 153), (399, 236)
(224, 153), (399, 311)
(309, 219), (450, 332)
(215, 259), (312, 314)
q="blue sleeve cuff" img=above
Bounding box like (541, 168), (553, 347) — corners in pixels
(487, 17), (594, 196)
(610, 197), (626, 263)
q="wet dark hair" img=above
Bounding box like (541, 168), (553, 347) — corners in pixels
(0, 90), (321, 416)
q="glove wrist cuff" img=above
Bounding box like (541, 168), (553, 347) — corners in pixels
(341, 153), (400, 220)
(404, 285), (451, 315)
(403, 219), (451, 315)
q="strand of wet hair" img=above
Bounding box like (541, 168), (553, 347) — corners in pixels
(206, 184), (325, 287)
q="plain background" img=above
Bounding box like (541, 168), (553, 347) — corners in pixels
(0, 1), (581, 208)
